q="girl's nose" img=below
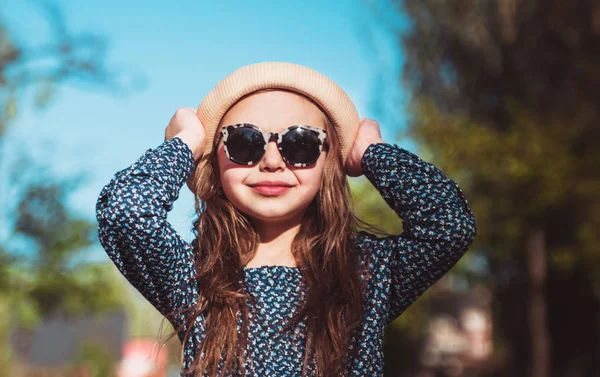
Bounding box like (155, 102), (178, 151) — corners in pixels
(259, 140), (286, 171)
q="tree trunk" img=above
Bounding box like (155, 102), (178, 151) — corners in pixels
(528, 225), (550, 377)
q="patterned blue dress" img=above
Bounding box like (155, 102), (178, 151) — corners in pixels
(95, 137), (477, 377)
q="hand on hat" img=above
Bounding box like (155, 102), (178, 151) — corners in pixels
(165, 108), (206, 163)
(345, 118), (386, 177)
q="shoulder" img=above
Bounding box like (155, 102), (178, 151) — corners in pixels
(351, 230), (380, 249)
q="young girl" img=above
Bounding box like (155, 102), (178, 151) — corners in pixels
(96, 62), (477, 377)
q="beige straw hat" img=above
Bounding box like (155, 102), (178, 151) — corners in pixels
(186, 61), (361, 194)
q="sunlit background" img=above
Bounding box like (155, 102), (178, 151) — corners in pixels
(1, 1), (598, 377)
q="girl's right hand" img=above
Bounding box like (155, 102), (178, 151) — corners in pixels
(164, 108), (206, 162)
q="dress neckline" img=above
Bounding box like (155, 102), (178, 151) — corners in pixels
(243, 265), (302, 275)
(243, 265), (299, 270)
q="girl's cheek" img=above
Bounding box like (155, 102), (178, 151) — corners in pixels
(296, 171), (323, 191)
(222, 170), (244, 188)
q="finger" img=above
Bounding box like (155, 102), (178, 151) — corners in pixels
(361, 118), (379, 127)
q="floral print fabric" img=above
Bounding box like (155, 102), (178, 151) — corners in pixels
(96, 136), (477, 376)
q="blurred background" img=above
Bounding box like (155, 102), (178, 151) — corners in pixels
(0, 0), (598, 376)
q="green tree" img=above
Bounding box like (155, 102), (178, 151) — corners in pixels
(12, 168), (126, 316)
(385, 1), (600, 376)
(0, 3), (134, 371)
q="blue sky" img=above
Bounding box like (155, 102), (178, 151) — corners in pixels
(1, 0), (407, 261)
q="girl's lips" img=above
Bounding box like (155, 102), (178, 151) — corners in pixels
(251, 185), (291, 196)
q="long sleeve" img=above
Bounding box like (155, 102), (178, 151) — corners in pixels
(355, 142), (477, 327)
(95, 136), (199, 330)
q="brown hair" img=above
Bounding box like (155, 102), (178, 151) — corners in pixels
(161, 90), (381, 377)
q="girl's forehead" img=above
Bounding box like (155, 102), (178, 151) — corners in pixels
(220, 90), (326, 132)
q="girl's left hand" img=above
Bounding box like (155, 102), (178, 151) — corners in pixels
(345, 118), (386, 177)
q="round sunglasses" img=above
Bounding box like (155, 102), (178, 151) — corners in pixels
(218, 123), (328, 167)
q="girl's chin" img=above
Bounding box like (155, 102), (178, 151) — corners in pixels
(248, 211), (295, 221)
(242, 207), (307, 224)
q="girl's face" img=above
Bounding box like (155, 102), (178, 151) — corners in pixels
(216, 90), (327, 224)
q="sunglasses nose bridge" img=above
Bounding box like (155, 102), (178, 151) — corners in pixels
(260, 132), (286, 168)
(264, 133), (283, 155)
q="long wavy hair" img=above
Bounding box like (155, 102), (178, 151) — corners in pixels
(160, 90), (381, 377)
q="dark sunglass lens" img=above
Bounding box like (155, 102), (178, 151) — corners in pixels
(227, 127), (265, 163)
(281, 128), (321, 165)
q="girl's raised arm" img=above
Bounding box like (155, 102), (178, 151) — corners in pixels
(355, 142), (477, 327)
(95, 136), (199, 330)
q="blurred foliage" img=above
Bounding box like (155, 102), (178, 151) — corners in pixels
(393, 0), (600, 282)
(0, 2), (133, 373)
(403, 101), (600, 277)
(12, 177), (126, 317)
(400, 0), (600, 133)
(375, 0), (600, 376)
(0, 1), (133, 138)
(71, 341), (118, 377)
(0, 156), (129, 372)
